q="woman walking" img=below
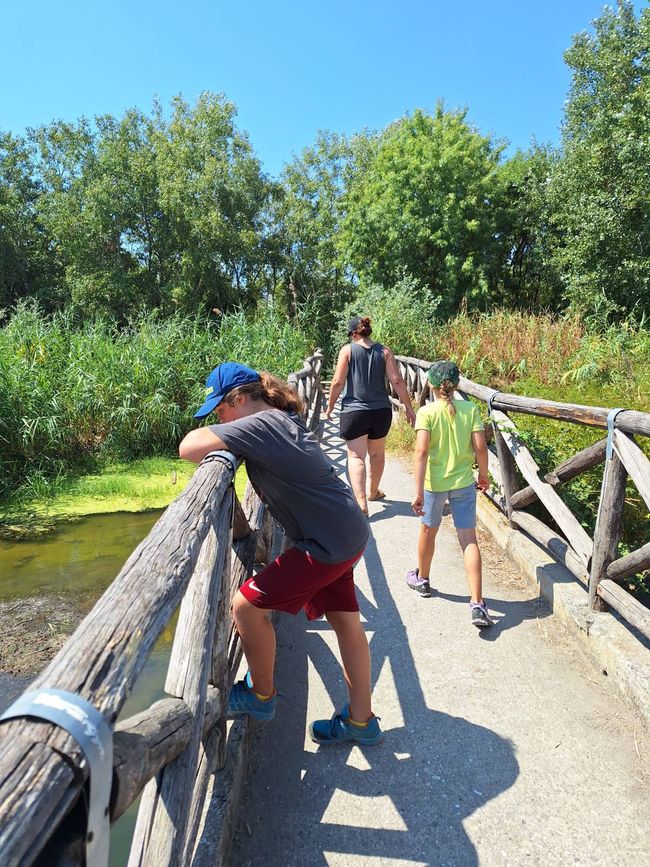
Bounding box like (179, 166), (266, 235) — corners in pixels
(179, 361), (382, 744)
(326, 316), (416, 515)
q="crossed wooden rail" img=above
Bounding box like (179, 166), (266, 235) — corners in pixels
(390, 355), (650, 640)
(0, 350), (324, 866)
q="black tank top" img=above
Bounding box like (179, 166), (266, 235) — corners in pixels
(341, 342), (391, 413)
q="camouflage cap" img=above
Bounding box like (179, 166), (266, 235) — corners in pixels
(426, 360), (460, 387)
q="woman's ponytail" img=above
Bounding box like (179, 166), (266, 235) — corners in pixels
(221, 371), (305, 415)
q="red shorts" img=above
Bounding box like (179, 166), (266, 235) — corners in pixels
(239, 546), (364, 621)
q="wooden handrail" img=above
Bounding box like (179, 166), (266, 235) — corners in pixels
(392, 354), (650, 641)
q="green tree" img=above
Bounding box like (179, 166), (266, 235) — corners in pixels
(0, 133), (60, 310)
(338, 106), (506, 317)
(276, 131), (356, 332)
(555, 0), (650, 318)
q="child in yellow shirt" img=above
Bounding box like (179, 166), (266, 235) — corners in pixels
(406, 360), (493, 627)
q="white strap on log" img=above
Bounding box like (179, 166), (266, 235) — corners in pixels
(0, 688), (113, 867)
(606, 408), (625, 460)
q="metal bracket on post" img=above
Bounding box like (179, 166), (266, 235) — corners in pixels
(487, 390), (501, 418)
(605, 408), (625, 460)
(204, 449), (239, 477)
(0, 688), (113, 867)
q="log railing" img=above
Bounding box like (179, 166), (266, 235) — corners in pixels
(389, 355), (650, 641)
(0, 350), (324, 867)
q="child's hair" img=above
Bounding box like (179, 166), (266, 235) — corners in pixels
(221, 370), (305, 415)
(438, 379), (457, 417)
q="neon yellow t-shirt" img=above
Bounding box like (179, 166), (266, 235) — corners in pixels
(415, 399), (484, 492)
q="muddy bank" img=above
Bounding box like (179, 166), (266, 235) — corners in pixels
(0, 594), (89, 677)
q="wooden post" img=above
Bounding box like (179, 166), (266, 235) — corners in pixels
(589, 453), (627, 611)
(491, 415), (520, 523)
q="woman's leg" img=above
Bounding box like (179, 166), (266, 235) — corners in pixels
(367, 436), (386, 497)
(231, 590), (276, 695)
(345, 435), (369, 512)
(418, 523), (438, 579)
(456, 528), (483, 603)
(325, 610), (372, 723)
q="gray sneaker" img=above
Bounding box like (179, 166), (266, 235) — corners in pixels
(405, 568), (431, 597)
(471, 601), (494, 628)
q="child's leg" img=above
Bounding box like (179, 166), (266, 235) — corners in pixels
(232, 590), (276, 696)
(345, 435), (369, 512)
(325, 610), (372, 723)
(456, 528), (483, 604)
(418, 523), (438, 579)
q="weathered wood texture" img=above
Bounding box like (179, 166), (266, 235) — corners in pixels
(510, 439), (607, 510)
(128, 498), (233, 867)
(510, 510), (589, 586)
(612, 429), (650, 511)
(0, 452), (238, 866)
(491, 409), (593, 565)
(589, 453), (628, 610)
(597, 580), (650, 640)
(606, 542), (650, 584)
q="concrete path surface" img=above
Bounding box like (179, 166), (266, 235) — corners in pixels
(232, 414), (650, 867)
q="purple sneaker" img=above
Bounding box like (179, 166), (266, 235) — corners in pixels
(405, 568), (431, 597)
(470, 601), (494, 628)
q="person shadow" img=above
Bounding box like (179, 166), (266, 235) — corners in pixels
(230, 533), (520, 866)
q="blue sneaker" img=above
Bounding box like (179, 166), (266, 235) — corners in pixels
(310, 703), (383, 746)
(228, 672), (277, 721)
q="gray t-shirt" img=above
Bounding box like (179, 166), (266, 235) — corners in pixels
(210, 410), (368, 563)
(341, 342), (391, 413)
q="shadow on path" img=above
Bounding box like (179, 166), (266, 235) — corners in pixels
(232, 531), (520, 866)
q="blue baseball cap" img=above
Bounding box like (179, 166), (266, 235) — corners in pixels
(194, 362), (260, 418)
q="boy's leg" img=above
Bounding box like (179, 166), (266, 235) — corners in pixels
(325, 610), (372, 723)
(232, 590), (276, 696)
(367, 436), (386, 498)
(345, 435), (369, 512)
(456, 528), (482, 603)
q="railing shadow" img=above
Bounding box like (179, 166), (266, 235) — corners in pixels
(232, 519), (520, 866)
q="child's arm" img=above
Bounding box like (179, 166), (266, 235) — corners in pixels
(472, 430), (489, 492)
(412, 429), (430, 515)
(179, 427), (228, 464)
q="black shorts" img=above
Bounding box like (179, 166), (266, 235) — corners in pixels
(340, 408), (392, 441)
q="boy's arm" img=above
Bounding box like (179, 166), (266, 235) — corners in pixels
(412, 429), (430, 514)
(471, 429), (489, 491)
(179, 427), (228, 464)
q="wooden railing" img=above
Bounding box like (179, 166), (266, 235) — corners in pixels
(0, 350), (324, 867)
(390, 355), (650, 640)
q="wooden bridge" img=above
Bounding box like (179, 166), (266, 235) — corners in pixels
(0, 349), (648, 866)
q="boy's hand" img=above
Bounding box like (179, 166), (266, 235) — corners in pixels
(476, 475), (489, 492)
(411, 493), (425, 515)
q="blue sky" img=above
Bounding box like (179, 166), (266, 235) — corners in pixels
(0, 1), (644, 177)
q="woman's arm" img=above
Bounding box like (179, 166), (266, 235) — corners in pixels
(412, 429), (430, 515)
(471, 429), (489, 491)
(179, 426), (228, 464)
(384, 347), (416, 427)
(326, 345), (351, 419)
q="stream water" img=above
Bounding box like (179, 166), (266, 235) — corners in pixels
(0, 510), (177, 865)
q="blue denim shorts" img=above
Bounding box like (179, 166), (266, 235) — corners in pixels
(421, 483), (477, 529)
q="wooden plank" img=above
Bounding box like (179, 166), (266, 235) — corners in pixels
(612, 429), (650, 511)
(0, 454), (237, 867)
(492, 410), (593, 565)
(128, 497), (232, 867)
(597, 580), (650, 640)
(456, 374), (650, 437)
(589, 453), (627, 609)
(510, 438), (607, 510)
(510, 510), (588, 585)
(606, 542), (650, 583)
(492, 419), (519, 520)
